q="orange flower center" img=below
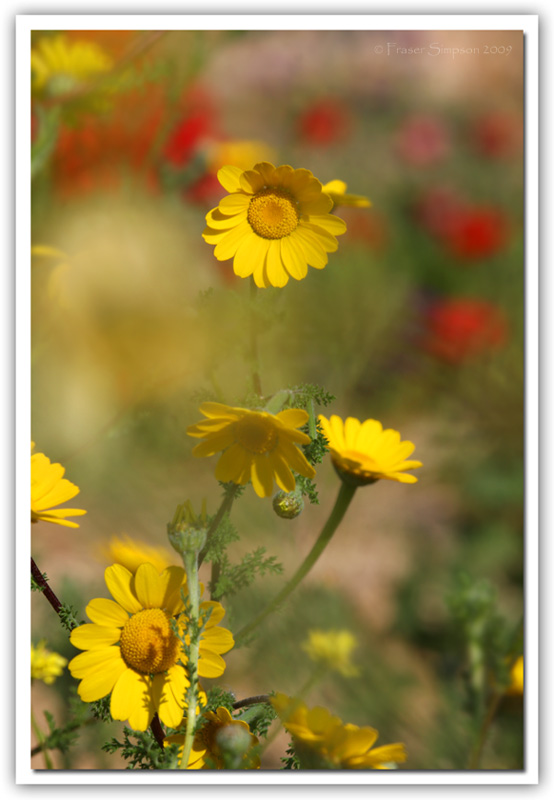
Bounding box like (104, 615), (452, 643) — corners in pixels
(247, 188), (299, 239)
(119, 608), (179, 674)
(234, 414), (279, 454)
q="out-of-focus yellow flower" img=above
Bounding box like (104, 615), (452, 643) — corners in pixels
(507, 656), (524, 695)
(303, 630), (359, 677)
(31, 641), (68, 685)
(31, 442), (87, 528)
(165, 707), (260, 769)
(187, 402), (316, 498)
(31, 245), (72, 305)
(99, 535), (175, 575)
(318, 415), (422, 486)
(206, 140), (277, 175)
(272, 693), (406, 769)
(322, 180), (371, 209)
(68, 563), (233, 730)
(31, 34), (113, 95)
(202, 162), (346, 288)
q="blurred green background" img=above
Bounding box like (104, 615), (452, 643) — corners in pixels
(31, 29), (524, 770)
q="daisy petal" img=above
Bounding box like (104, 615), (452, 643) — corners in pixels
(86, 598), (129, 627)
(217, 165), (243, 193)
(105, 564), (142, 614)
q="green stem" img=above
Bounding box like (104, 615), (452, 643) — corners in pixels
(468, 691), (503, 770)
(31, 709), (53, 769)
(179, 552), (201, 770)
(235, 482), (357, 646)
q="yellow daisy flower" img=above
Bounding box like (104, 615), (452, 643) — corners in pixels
(272, 693), (406, 770)
(31, 34), (113, 95)
(31, 641), (68, 685)
(303, 630), (359, 677)
(202, 162), (347, 288)
(187, 402), (316, 498)
(31, 442), (87, 528)
(165, 707), (260, 769)
(322, 180), (372, 209)
(99, 535), (175, 575)
(68, 563), (234, 730)
(318, 415), (422, 486)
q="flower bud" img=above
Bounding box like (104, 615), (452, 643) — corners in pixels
(167, 500), (208, 556)
(272, 489), (304, 519)
(214, 723), (254, 768)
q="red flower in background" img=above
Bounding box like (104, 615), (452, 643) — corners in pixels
(297, 98), (351, 146)
(413, 186), (466, 238)
(444, 207), (508, 260)
(162, 100), (219, 168)
(472, 111), (523, 159)
(395, 115), (450, 166)
(423, 298), (508, 363)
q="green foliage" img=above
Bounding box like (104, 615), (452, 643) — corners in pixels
(103, 727), (179, 770)
(281, 744), (300, 770)
(236, 701), (277, 739)
(58, 603), (84, 632)
(90, 696), (113, 723)
(31, 106), (61, 180)
(212, 547), (283, 601)
(31, 572), (47, 592)
(205, 686), (237, 714)
(289, 383), (335, 409)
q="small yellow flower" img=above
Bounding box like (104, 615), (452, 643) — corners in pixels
(187, 402), (316, 498)
(165, 707), (260, 769)
(272, 693), (406, 769)
(506, 656), (524, 695)
(31, 641), (68, 685)
(318, 415), (422, 486)
(202, 162), (346, 288)
(99, 535), (175, 575)
(68, 563), (233, 730)
(206, 140), (277, 175)
(322, 180), (371, 209)
(31, 34), (113, 95)
(303, 630), (359, 677)
(31, 442), (87, 528)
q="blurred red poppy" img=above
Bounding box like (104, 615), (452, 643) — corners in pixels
(472, 111), (523, 159)
(297, 98), (351, 146)
(423, 298), (508, 363)
(444, 207), (508, 260)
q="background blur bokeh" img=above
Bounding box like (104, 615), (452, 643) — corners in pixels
(31, 29), (524, 770)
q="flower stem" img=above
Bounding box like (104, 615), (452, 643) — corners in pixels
(235, 482), (357, 646)
(199, 485), (239, 569)
(179, 552), (201, 770)
(31, 557), (62, 615)
(31, 709), (53, 769)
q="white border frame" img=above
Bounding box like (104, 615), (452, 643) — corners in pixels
(15, 13), (539, 786)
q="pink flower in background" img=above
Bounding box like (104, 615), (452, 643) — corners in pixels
(413, 186), (466, 238)
(422, 298), (508, 363)
(395, 115), (450, 166)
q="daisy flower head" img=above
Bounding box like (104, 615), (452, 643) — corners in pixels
(68, 563), (234, 730)
(31, 442), (87, 528)
(99, 534), (175, 574)
(272, 693), (406, 770)
(303, 629), (359, 677)
(31, 34), (113, 96)
(165, 707), (260, 769)
(187, 402), (316, 499)
(202, 162), (347, 288)
(318, 415), (422, 486)
(31, 641), (68, 685)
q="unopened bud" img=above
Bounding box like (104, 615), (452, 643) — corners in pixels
(167, 500), (208, 556)
(214, 723), (253, 766)
(273, 489), (304, 519)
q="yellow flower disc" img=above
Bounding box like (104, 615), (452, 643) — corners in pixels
(119, 608), (179, 674)
(247, 188), (299, 239)
(233, 414), (278, 454)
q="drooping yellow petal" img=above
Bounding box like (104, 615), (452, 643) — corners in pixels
(104, 564), (143, 614)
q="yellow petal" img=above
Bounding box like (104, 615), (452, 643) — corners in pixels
(265, 240), (289, 287)
(276, 408), (310, 430)
(214, 443), (252, 484)
(105, 564), (142, 614)
(69, 646), (125, 679)
(217, 165), (243, 193)
(159, 565), (188, 616)
(206, 207), (247, 229)
(213, 221), (253, 261)
(218, 192), (250, 215)
(133, 562), (165, 609)
(280, 236), (308, 281)
(251, 455), (275, 497)
(75, 653), (127, 702)
(70, 624), (121, 651)
(110, 669), (154, 731)
(86, 598), (129, 627)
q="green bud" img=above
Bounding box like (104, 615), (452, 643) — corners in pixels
(214, 724), (252, 768)
(273, 489), (304, 519)
(167, 500), (208, 556)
